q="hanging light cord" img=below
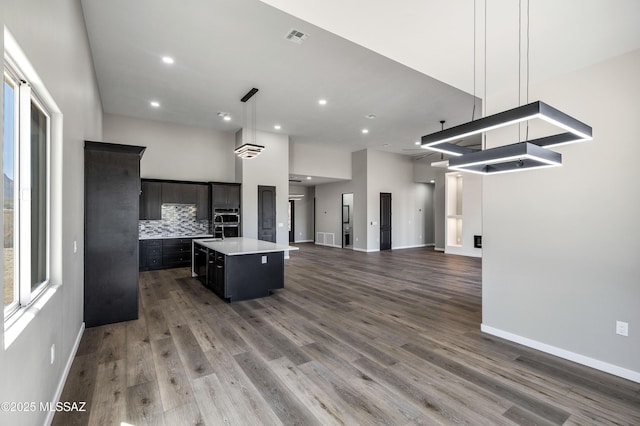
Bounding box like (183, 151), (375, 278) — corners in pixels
(472, 0), (476, 121)
(526, 0), (530, 141)
(518, 0), (522, 142)
(252, 97), (257, 145)
(483, 0), (487, 150)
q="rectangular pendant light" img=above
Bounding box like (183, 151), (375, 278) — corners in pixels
(421, 101), (592, 149)
(448, 142), (561, 175)
(422, 142), (475, 157)
(234, 143), (265, 159)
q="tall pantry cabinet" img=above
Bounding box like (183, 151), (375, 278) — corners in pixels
(84, 141), (146, 327)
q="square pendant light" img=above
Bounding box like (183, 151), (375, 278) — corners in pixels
(234, 143), (265, 159)
(448, 142), (561, 175)
(422, 142), (475, 157)
(421, 101), (592, 149)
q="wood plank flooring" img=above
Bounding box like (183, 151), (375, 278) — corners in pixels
(53, 244), (640, 425)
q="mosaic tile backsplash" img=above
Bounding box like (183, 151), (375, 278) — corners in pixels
(139, 204), (210, 238)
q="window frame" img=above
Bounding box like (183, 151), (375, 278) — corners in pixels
(3, 52), (53, 323)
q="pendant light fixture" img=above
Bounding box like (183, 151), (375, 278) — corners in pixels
(422, 0), (592, 175)
(234, 87), (265, 159)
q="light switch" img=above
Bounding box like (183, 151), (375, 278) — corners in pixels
(262, 255), (267, 264)
(278, 223), (284, 228)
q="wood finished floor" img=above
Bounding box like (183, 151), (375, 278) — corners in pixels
(54, 244), (640, 425)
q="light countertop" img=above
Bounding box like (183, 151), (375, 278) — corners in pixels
(193, 237), (299, 256)
(140, 234), (213, 241)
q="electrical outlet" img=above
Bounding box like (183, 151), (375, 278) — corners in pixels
(50, 344), (55, 365)
(261, 255), (267, 264)
(616, 321), (629, 336)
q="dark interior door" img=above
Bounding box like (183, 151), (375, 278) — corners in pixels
(289, 200), (295, 243)
(380, 192), (392, 250)
(258, 185), (276, 243)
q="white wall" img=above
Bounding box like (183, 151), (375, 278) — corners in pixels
(366, 150), (432, 251)
(103, 113), (236, 182)
(482, 49), (640, 381)
(314, 150), (367, 250)
(445, 172), (482, 257)
(289, 141), (352, 180)
(1, 1), (103, 424)
(236, 129), (290, 246)
(289, 184), (314, 242)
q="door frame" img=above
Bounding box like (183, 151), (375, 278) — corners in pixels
(289, 199), (295, 243)
(380, 192), (392, 250)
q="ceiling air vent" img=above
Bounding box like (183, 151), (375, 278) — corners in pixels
(285, 28), (308, 44)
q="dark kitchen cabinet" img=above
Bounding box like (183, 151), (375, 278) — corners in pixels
(206, 251), (216, 290)
(162, 238), (193, 268)
(140, 238), (194, 271)
(194, 245), (208, 284)
(162, 182), (197, 204)
(140, 180), (162, 220)
(213, 251), (226, 296)
(212, 183), (240, 209)
(196, 184), (210, 220)
(85, 141), (145, 328)
(140, 239), (162, 271)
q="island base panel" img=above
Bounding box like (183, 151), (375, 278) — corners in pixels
(225, 252), (284, 302)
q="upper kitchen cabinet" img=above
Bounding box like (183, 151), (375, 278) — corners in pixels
(196, 184), (210, 220)
(140, 180), (162, 220)
(212, 183), (241, 209)
(162, 181), (197, 204)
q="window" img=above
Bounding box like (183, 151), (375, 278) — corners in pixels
(3, 61), (51, 320)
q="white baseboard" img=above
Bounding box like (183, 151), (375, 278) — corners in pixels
(46, 322), (85, 425)
(445, 247), (482, 258)
(392, 244), (428, 250)
(481, 324), (640, 384)
(294, 239), (313, 243)
(434, 247), (445, 252)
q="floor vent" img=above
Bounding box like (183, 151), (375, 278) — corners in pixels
(285, 28), (308, 44)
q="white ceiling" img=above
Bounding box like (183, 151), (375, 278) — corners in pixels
(82, 0), (640, 162)
(81, 0), (482, 157)
(260, 0), (640, 96)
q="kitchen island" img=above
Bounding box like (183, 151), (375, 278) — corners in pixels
(192, 237), (297, 302)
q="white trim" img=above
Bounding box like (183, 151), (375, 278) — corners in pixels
(353, 247), (380, 253)
(45, 322), (85, 426)
(294, 239), (314, 243)
(481, 324), (640, 384)
(4, 284), (58, 349)
(391, 244), (429, 250)
(445, 246), (482, 258)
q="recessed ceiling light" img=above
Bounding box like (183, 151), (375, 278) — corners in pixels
(306, 176), (312, 180)
(223, 116), (231, 121)
(150, 101), (160, 108)
(415, 141), (421, 145)
(365, 114), (377, 120)
(274, 124), (281, 130)
(362, 129), (369, 134)
(217, 112), (231, 121)
(162, 56), (174, 64)
(318, 99), (327, 105)
(383, 143), (390, 147)
(430, 180), (435, 183)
